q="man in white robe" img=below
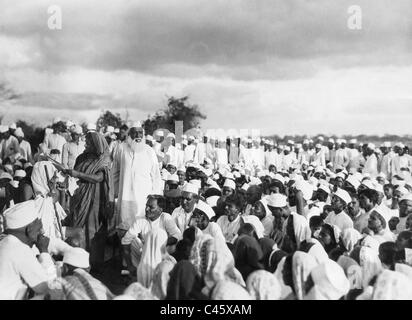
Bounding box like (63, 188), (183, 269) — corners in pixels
(113, 123), (163, 228)
(282, 146), (296, 171)
(163, 133), (179, 166)
(334, 139), (350, 170)
(379, 142), (395, 180)
(0, 125), (20, 162)
(311, 144), (326, 168)
(347, 139), (361, 172)
(239, 139), (254, 169)
(15, 127), (33, 163)
(362, 143), (379, 178)
(194, 135), (208, 165)
(183, 136), (196, 164)
(214, 138), (228, 168)
(392, 143), (412, 178)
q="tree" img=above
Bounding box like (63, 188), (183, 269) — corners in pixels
(96, 110), (125, 131)
(143, 96), (206, 135)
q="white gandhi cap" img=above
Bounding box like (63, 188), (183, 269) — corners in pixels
(63, 248), (90, 269)
(333, 188), (352, 205)
(182, 182), (199, 195)
(267, 193), (288, 207)
(223, 178), (236, 190)
(3, 200), (39, 229)
(195, 200), (215, 220)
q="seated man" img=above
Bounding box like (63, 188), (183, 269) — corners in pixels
(217, 193), (244, 244)
(0, 200), (57, 299)
(121, 195), (181, 273)
(189, 201), (226, 245)
(47, 247), (114, 300)
(171, 182), (200, 233)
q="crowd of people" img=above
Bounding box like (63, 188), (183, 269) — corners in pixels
(1, 118), (412, 300)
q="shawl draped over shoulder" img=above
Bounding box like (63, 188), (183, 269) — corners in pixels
(69, 132), (114, 247)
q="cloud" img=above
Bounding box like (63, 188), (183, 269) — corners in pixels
(0, 0), (412, 135)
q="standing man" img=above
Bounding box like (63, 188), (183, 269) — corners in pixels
(183, 136), (196, 164)
(380, 142), (394, 180)
(392, 143), (412, 179)
(0, 125), (20, 162)
(363, 143), (379, 178)
(334, 139), (349, 170)
(62, 125), (85, 170)
(311, 143), (326, 168)
(15, 127), (33, 163)
(113, 122), (163, 228)
(44, 121), (67, 163)
(325, 138), (336, 166)
(347, 139), (360, 172)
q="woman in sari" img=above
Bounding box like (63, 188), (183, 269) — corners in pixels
(305, 260), (350, 300)
(233, 223), (264, 281)
(137, 229), (168, 288)
(210, 280), (252, 300)
(372, 269), (412, 300)
(189, 232), (245, 297)
(166, 260), (206, 300)
(246, 270), (281, 300)
(282, 251), (318, 300)
(64, 131), (114, 273)
(281, 213), (311, 254)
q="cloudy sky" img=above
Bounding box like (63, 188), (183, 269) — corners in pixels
(0, 0), (412, 135)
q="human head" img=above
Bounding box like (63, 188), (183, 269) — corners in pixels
(331, 189), (351, 214)
(128, 126), (144, 143)
(237, 222), (258, 239)
(145, 195), (166, 221)
(246, 185), (262, 205)
(406, 213), (412, 231)
(316, 188), (329, 203)
(181, 190), (199, 214)
(84, 131), (108, 156)
(119, 124), (129, 141)
(166, 164), (177, 175)
(189, 201), (215, 231)
(309, 216), (324, 238)
(176, 169), (186, 185)
(190, 208), (209, 231)
(347, 193), (361, 219)
(3, 200), (43, 247)
(251, 201), (267, 221)
(318, 223), (337, 249)
(378, 242), (397, 269)
(368, 210), (386, 234)
(62, 247), (90, 276)
(267, 194), (290, 229)
(224, 194), (244, 222)
(383, 184), (393, 199)
(222, 179), (236, 197)
(399, 196), (412, 218)
(359, 189), (379, 212)
(396, 231), (412, 251)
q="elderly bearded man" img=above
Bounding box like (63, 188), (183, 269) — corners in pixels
(113, 122), (163, 228)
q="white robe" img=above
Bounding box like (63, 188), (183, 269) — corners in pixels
(215, 147), (228, 167)
(363, 154), (378, 178)
(113, 143), (162, 228)
(183, 144), (196, 164)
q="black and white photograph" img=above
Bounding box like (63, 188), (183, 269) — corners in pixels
(1, 0), (412, 305)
